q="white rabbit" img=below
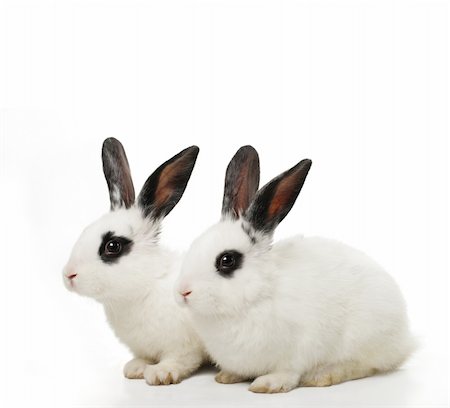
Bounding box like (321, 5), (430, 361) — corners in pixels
(63, 138), (206, 385)
(175, 146), (415, 393)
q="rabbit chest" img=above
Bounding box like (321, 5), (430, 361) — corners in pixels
(104, 301), (169, 361)
(196, 307), (291, 377)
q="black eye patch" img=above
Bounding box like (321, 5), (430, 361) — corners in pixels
(98, 231), (133, 264)
(215, 250), (243, 278)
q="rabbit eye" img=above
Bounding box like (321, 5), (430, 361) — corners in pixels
(215, 250), (243, 277)
(221, 254), (235, 268)
(105, 240), (122, 254)
(98, 231), (133, 264)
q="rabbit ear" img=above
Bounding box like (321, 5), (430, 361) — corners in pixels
(102, 138), (136, 210)
(138, 146), (200, 219)
(245, 158), (312, 234)
(222, 146), (260, 219)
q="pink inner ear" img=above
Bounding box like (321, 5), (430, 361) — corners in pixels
(116, 154), (135, 208)
(233, 159), (259, 216)
(268, 172), (297, 219)
(234, 167), (250, 214)
(154, 157), (182, 207)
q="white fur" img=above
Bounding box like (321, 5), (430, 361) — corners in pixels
(175, 218), (415, 392)
(63, 206), (205, 384)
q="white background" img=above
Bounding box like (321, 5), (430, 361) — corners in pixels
(0, 0), (448, 407)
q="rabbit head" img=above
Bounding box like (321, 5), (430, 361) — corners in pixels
(63, 138), (199, 302)
(175, 146), (311, 317)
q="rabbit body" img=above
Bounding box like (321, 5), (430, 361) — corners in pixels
(100, 241), (204, 382)
(188, 226), (413, 390)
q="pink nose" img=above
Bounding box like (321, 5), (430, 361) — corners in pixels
(67, 273), (77, 280)
(181, 290), (192, 298)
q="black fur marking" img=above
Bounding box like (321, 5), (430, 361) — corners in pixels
(215, 250), (244, 278)
(102, 138), (135, 210)
(98, 231), (133, 264)
(138, 146), (199, 219)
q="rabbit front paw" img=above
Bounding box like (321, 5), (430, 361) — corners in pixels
(144, 364), (181, 385)
(123, 357), (148, 379)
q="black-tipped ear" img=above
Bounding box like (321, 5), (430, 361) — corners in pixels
(102, 138), (136, 210)
(222, 146), (260, 219)
(245, 159), (312, 233)
(138, 146), (200, 219)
